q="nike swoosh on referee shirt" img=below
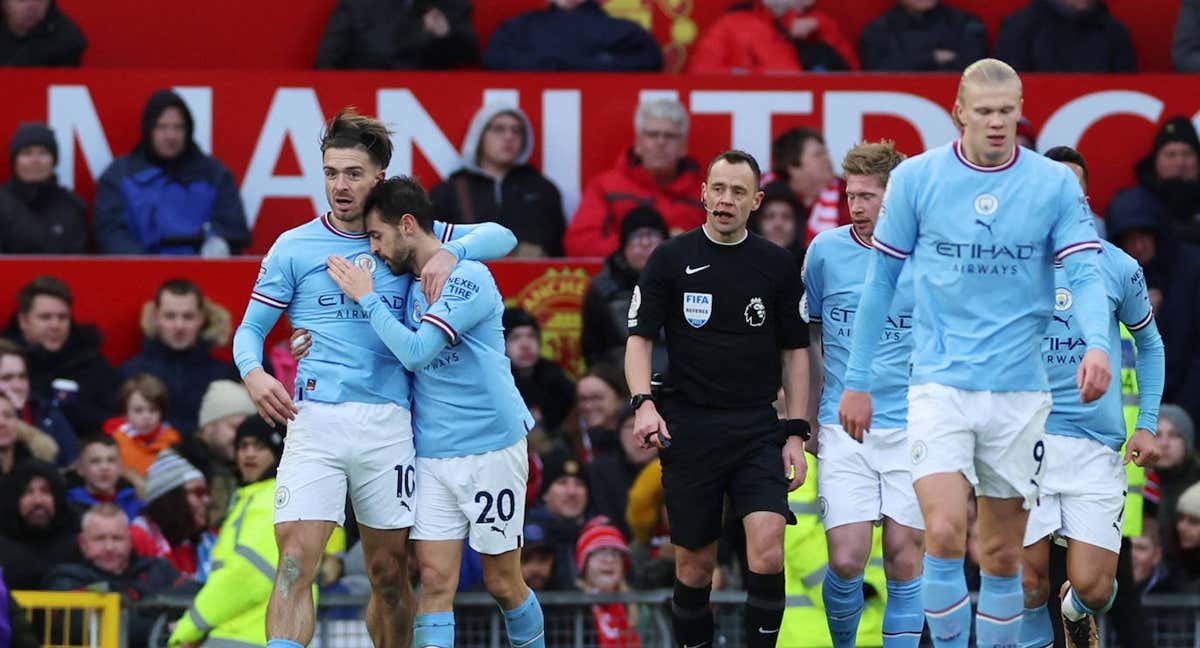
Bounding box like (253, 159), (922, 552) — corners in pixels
(758, 627), (780, 634)
(685, 265), (711, 275)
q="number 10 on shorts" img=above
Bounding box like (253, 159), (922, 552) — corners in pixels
(394, 464), (416, 500)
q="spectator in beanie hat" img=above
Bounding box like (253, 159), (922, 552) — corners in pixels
(1145, 116), (1200, 242)
(529, 450), (592, 589)
(581, 206), (669, 371)
(129, 449), (217, 581)
(1109, 115), (1200, 244)
(233, 414), (283, 484)
(196, 380), (258, 465)
(1165, 481), (1200, 591)
(1149, 404), (1200, 543)
(0, 122), (87, 254)
(176, 380), (258, 527)
(575, 516), (631, 577)
(504, 307), (575, 434)
(574, 517), (641, 647)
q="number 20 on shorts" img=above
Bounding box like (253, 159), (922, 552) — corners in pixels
(475, 489), (516, 524)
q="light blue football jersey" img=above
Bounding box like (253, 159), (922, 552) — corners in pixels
(1044, 240), (1158, 450)
(858, 142), (1104, 392)
(372, 261), (533, 458)
(804, 225), (914, 429)
(233, 215), (507, 406)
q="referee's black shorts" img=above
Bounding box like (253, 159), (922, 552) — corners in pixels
(658, 397), (795, 550)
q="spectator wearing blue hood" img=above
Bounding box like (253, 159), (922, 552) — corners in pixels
(1107, 174), (1200, 427)
(93, 90), (250, 256)
(430, 103), (565, 257)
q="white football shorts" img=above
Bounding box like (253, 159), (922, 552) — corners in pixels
(1024, 434), (1126, 553)
(907, 383), (1052, 509)
(817, 424), (923, 531)
(274, 400), (415, 530)
(410, 437), (529, 555)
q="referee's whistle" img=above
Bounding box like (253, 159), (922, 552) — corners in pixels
(657, 431), (671, 448)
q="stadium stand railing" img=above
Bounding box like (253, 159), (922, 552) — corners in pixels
(13, 591), (123, 648)
(130, 590), (1200, 648)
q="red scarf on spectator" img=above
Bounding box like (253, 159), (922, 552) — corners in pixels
(805, 177), (850, 243)
(593, 603), (641, 648)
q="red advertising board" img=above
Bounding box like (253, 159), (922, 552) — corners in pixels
(5, 70), (1198, 254)
(0, 258), (602, 377)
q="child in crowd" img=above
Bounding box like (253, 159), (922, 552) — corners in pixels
(65, 434), (143, 520)
(575, 518), (642, 647)
(103, 374), (180, 494)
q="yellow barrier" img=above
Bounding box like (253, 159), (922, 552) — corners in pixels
(11, 591), (122, 648)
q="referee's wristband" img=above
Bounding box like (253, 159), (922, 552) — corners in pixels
(779, 419), (811, 443)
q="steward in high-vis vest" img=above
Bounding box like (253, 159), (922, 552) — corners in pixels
(781, 453), (888, 647)
(1119, 324), (1146, 537)
(169, 419), (344, 647)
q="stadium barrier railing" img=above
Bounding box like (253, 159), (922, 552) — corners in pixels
(12, 590), (123, 648)
(128, 590), (1200, 648)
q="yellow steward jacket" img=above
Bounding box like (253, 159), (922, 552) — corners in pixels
(168, 478), (342, 647)
(1119, 324), (1145, 537)
(780, 453), (888, 647)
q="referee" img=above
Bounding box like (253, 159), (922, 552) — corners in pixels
(625, 149), (811, 648)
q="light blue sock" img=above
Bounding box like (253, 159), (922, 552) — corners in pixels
(413, 611), (455, 648)
(822, 569), (864, 647)
(266, 640), (304, 648)
(501, 590), (545, 648)
(883, 577), (924, 647)
(1017, 604), (1054, 648)
(976, 571), (1024, 648)
(921, 555), (971, 647)
(1062, 580), (1117, 621)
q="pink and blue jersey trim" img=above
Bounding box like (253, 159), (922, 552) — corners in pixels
(872, 237), (911, 260)
(1054, 240), (1103, 261)
(421, 313), (459, 345)
(250, 291), (288, 309)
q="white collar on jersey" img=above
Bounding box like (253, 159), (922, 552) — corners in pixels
(701, 224), (748, 246)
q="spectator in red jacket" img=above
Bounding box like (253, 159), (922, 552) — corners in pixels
(762, 127), (850, 244)
(564, 99), (704, 257)
(687, 0), (859, 74)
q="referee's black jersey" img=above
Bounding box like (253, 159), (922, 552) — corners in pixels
(628, 227), (808, 408)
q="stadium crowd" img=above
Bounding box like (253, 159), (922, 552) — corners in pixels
(1, 0), (1200, 647)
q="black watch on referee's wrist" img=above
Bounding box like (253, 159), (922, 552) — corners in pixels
(630, 393), (656, 411)
(780, 418), (811, 442)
